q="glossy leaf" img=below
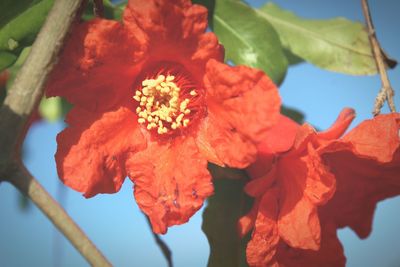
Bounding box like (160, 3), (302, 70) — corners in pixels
(0, 0), (54, 72)
(257, 3), (390, 75)
(213, 0), (288, 84)
(203, 165), (251, 267)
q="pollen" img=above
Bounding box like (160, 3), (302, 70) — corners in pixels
(133, 74), (197, 135)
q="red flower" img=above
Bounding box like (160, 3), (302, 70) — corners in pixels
(240, 111), (400, 266)
(279, 113), (400, 267)
(46, 0), (280, 233)
(239, 108), (354, 266)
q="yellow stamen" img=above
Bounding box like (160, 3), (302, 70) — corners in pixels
(133, 74), (196, 134)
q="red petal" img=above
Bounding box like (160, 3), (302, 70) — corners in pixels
(321, 148), (400, 238)
(319, 114), (400, 238)
(277, 223), (346, 267)
(318, 108), (355, 140)
(46, 19), (143, 112)
(126, 137), (213, 234)
(246, 189), (280, 267)
(124, 0), (207, 40)
(204, 59), (281, 143)
(195, 111), (257, 169)
(56, 106), (144, 198)
(343, 113), (400, 162)
(260, 115), (300, 153)
(245, 166), (277, 197)
(278, 196), (320, 250)
(237, 199), (259, 238)
(277, 141), (336, 250)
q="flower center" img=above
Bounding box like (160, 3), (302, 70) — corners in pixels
(133, 74), (198, 135)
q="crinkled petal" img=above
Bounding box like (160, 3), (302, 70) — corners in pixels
(342, 113), (400, 162)
(126, 136), (213, 234)
(320, 113), (400, 238)
(277, 154), (325, 250)
(56, 106), (145, 198)
(123, 0), (207, 40)
(246, 115), (299, 180)
(195, 111), (257, 168)
(318, 108), (355, 140)
(204, 59), (281, 142)
(321, 148), (400, 238)
(123, 1), (223, 90)
(192, 32), (224, 63)
(278, 196), (320, 250)
(304, 143), (336, 205)
(277, 223), (346, 267)
(246, 189), (280, 267)
(245, 166), (277, 197)
(238, 199), (260, 238)
(46, 19), (144, 111)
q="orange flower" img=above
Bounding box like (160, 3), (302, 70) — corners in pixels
(279, 113), (400, 267)
(240, 108), (355, 266)
(241, 111), (400, 266)
(46, 0), (280, 234)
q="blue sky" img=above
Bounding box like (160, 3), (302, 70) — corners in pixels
(1, 0), (400, 266)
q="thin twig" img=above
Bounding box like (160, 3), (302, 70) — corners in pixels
(0, 0), (111, 265)
(145, 215), (174, 267)
(361, 0), (396, 116)
(9, 165), (111, 267)
(93, 0), (105, 17)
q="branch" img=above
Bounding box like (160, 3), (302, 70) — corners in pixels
(0, 0), (111, 265)
(9, 164), (111, 266)
(361, 0), (396, 116)
(93, 0), (105, 17)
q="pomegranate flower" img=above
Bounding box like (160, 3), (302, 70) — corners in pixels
(279, 113), (400, 267)
(238, 108), (352, 266)
(46, 0), (280, 233)
(240, 110), (400, 266)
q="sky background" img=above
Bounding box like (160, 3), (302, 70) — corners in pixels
(1, 0), (400, 266)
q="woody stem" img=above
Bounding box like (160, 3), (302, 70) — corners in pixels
(361, 0), (396, 115)
(0, 0), (111, 265)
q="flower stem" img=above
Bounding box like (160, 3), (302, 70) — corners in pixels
(361, 0), (396, 116)
(145, 215), (173, 267)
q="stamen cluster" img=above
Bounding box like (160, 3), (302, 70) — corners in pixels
(133, 74), (197, 134)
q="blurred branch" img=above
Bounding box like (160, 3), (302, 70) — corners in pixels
(9, 165), (111, 266)
(0, 0), (111, 266)
(93, 0), (105, 17)
(145, 215), (173, 267)
(361, 0), (396, 115)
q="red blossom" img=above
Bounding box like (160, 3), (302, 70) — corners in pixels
(241, 111), (400, 266)
(46, 0), (280, 234)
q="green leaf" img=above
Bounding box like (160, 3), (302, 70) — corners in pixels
(39, 96), (63, 122)
(202, 165), (252, 267)
(284, 48), (303, 65)
(281, 105), (305, 124)
(213, 0), (288, 84)
(257, 3), (387, 75)
(0, 51), (17, 71)
(0, 0), (54, 72)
